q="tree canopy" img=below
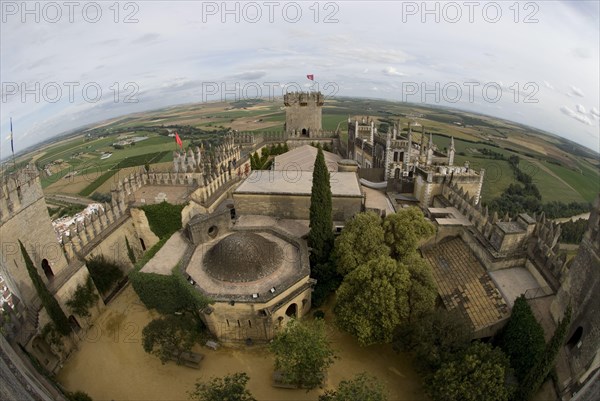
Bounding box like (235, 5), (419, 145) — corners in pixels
(394, 309), (472, 373)
(269, 318), (335, 389)
(188, 372), (256, 401)
(335, 256), (410, 346)
(404, 252), (437, 323)
(427, 342), (513, 401)
(333, 211), (389, 276)
(319, 373), (388, 401)
(382, 207), (435, 260)
(142, 314), (201, 364)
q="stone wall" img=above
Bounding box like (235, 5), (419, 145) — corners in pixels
(201, 276), (313, 346)
(233, 193), (362, 221)
(550, 195), (600, 390)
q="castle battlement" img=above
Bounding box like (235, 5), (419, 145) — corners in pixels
(0, 165), (44, 224)
(284, 91), (324, 106)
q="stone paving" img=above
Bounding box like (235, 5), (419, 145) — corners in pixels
(423, 237), (510, 332)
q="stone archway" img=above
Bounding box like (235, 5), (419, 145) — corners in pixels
(301, 128), (308, 137)
(285, 303), (297, 318)
(567, 326), (583, 349)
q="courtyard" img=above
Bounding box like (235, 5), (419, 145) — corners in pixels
(57, 285), (426, 401)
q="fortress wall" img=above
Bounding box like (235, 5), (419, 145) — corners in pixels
(233, 193), (362, 221)
(1, 194), (69, 306)
(85, 217), (143, 271)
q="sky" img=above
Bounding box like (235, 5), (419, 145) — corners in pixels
(1, 0), (599, 160)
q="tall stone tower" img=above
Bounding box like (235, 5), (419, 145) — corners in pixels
(550, 194), (600, 391)
(0, 166), (70, 307)
(284, 91), (324, 138)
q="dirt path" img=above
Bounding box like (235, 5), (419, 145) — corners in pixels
(57, 286), (426, 401)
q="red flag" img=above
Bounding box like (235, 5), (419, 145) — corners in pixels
(175, 132), (183, 148)
(306, 74), (314, 81)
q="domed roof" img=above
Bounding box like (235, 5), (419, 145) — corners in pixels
(204, 232), (283, 282)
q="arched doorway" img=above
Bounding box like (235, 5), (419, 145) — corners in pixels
(567, 326), (583, 349)
(41, 259), (54, 280)
(394, 168), (401, 179)
(301, 128), (308, 137)
(285, 303), (297, 318)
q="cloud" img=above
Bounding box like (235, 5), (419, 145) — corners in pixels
(382, 67), (404, 77)
(131, 33), (160, 44)
(230, 71), (266, 80)
(576, 104), (586, 113)
(590, 107), (600, 119)
(571, 47), (593, 59)
(560, 106), (592, 125)
(570, 86), (585, 97)
(543, 81), (554, 90)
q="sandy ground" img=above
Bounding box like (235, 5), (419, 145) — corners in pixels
(57, 286), (426, 401)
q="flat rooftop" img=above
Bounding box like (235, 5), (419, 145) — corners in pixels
(422, 237), (510, 333)
(273, 145), (340, 172)
(497, 221), (526, 234)
(235, 170), (362, 197)
(428, 206), (473, 226)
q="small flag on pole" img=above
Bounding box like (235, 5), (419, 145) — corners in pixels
(306, 74), (314, 81)
(175, 132), (183, 149)
(10, 117), (14, 155)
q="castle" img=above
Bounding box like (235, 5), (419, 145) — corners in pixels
(0, 92), (598, 400)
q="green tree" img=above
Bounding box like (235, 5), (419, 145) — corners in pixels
(497, 295), (545, 382)
(335, 256), (410, 346)
(394, 309), (472, 373)
(404, 253), (437, 323)
(516, 306), (572, 401)
(427, 342), (513, 401)
(142, 314), (201, 364)
(86, 255), (124, 294)
(19, 241), (71, 335)
(270, 318), (335, 389)
(333, 211), (390, 276)
(308, 146), (334, 266)
(188, 372), (256, 401)
(319, 373), (388, 401)
(382, 208), (435, 260)
(66, 276), (99, 318)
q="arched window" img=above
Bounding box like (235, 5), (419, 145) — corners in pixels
(41, 259), (54, 280)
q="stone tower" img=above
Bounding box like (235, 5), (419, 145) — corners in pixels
(550, 194), (600, 391)
(284, 91), (324, 137)
(0, 166), (70, 308)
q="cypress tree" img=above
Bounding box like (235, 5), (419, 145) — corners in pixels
(19, 240), (71, 335)
(308, 146), (334, 266)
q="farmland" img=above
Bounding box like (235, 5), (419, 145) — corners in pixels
(6, 97), (598, 211)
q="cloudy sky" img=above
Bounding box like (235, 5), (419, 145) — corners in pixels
(1, 0), (599, 160)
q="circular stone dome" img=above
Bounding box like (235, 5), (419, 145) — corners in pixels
(204, 232), (283, 282)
